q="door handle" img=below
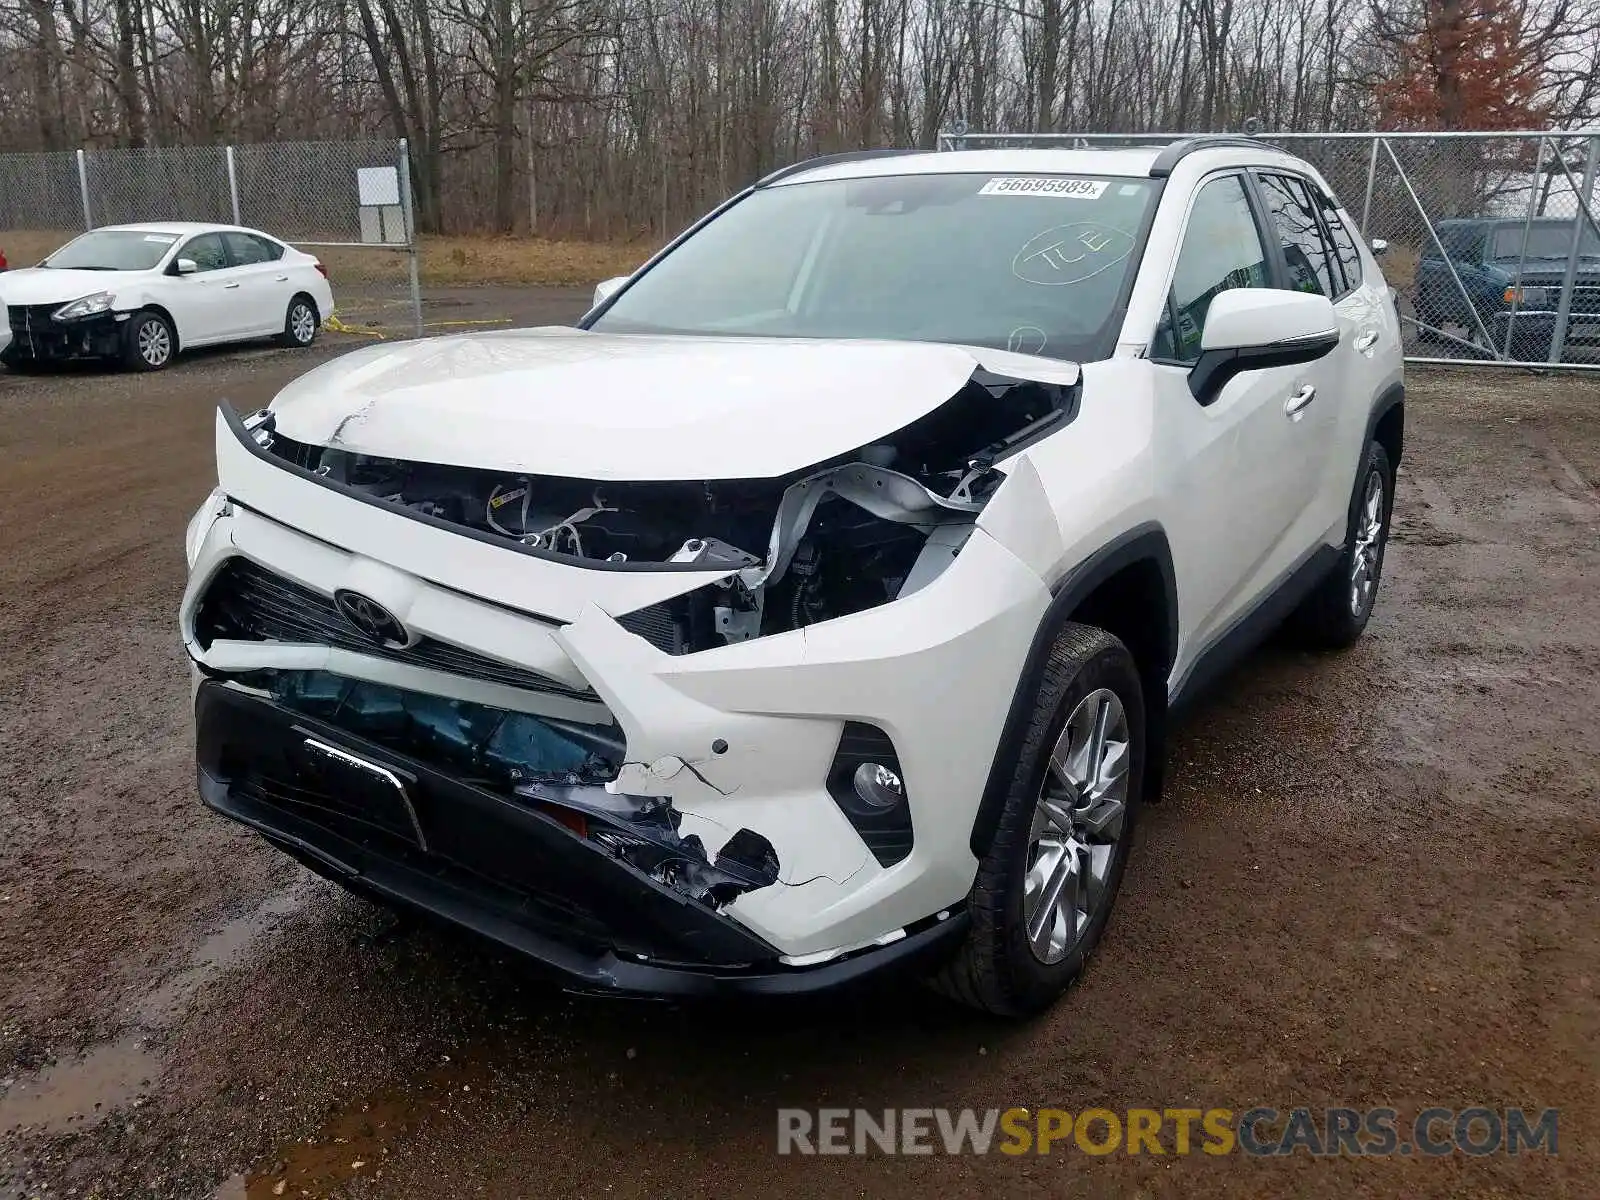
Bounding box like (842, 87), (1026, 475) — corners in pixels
(274, 274), (288, 281)
(1354, 329), (1380, 352)
(222, 282), (240, 289)
(1285, 385), (1316, 418)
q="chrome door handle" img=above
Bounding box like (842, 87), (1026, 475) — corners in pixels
(1354, 329), (1380, 352)
(1285, 385), (1316, 417)
(222, 281), (241, 289)
(274, 274), (288, 281)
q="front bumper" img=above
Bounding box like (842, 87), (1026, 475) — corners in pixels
(196, 680), (968, 995)
(184, 407), (1052, 965)
(4, 306), (124, 361)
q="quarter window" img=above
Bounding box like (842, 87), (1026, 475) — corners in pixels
(1151, 174), (1271, 365)
(1258, 172), (1340, 298)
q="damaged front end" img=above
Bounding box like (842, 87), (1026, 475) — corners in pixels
(246, 364), (1076, 654)
(188, 342), (1072, 990)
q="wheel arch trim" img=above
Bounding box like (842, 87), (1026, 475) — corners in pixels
(968, 522), (1177, 858)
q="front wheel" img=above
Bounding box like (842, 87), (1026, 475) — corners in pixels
(278, 295), (320, 348)
(123, 309), (175, 371)
(930, 624), (1144, 1017)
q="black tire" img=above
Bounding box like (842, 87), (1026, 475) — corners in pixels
(1289, 440), (1394, 649)
(122, 308), (175, 371)
(278, 295), (320, 348)
(930, 624), (1145, 1017)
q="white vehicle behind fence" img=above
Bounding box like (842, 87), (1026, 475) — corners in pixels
(1, 223), (335, 372)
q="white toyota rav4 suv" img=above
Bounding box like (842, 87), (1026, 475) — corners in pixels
(181, 137), (1404, 1015)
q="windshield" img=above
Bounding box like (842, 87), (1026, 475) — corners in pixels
(590, 173), (1158, 361)
(45, 229), (179, 271)
(1493, 223), (1600, 261)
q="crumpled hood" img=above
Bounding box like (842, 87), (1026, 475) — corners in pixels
(267, 326), (1080, 480)
(0, 267), (144, 306)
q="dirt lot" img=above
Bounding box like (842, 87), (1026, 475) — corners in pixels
(1, 291), (1597, 1199)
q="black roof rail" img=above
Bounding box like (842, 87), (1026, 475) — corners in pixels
(755, 148), (926, 188)
(1148, 135), (1276, 178)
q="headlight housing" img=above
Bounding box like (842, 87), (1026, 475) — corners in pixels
(184, 488), (230, 568)
(51, 291), (115, 321)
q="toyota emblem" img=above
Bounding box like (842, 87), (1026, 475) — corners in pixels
(333, 589), (411, 647)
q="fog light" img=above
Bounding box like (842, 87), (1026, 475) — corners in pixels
(853, 762), (905, 810)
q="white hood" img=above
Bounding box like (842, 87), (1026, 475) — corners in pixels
(266, 327), (1080, 481)
(0, 267), (141, 306)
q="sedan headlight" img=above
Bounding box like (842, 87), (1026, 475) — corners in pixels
(51, 291), (115, 321)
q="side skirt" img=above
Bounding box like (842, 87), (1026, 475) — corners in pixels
(1168, 542), (1343, 719)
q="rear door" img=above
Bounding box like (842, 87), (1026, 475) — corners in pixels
(222, 232), (294, 337)
(1252, 170), (1357, 547)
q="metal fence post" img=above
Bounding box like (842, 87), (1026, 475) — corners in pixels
(75, 149), (92, 229)
(225, 145), (242, 225)
(1503, 136), (1546, 358)
(398, 138), (423, 338)
(1360, 135), (1379, 236)
(1550, 136), (1600, 364)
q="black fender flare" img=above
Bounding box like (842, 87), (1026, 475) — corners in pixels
(1365, 381), (1405, 468)
(968, 522), (1177, 858)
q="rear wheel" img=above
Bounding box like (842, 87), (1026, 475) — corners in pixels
(278, 295), (319, 348)
(1290, 439), (1393, 649)
(930, 624), (1144, 1017)
(123, 309), (174, 371)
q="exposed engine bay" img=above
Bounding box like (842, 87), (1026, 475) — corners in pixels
(255, 368), (1075, 653)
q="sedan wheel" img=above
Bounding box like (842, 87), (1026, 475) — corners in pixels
(123, 310), (175, 372)
(282, 298), (319, 347)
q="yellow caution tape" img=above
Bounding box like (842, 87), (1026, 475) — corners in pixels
(324, 310), (512, 339)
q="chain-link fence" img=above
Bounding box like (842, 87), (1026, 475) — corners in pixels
(0, 138), (420, 334)
(939, 129), (1600, 369)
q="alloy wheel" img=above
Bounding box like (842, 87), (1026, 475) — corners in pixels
(291, 302), (317, 344)
(1349, 468), (1385, 617)
(1023, 688), (1131, 965)
(138, 319), (171, 367)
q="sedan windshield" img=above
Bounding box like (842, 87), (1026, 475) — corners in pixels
(45, 229), (179, 271)
(590, 173), (1158, 362)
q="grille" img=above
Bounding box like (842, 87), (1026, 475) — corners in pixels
(195, 557), (593, 700)
(8, 304), (67, 335)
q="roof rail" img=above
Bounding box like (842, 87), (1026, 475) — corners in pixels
(755, 148), (926, 187)
(1148, 135), (1273, 177)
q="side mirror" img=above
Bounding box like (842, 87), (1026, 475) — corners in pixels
(592, 275), (628, 309)
(1189, 289), (1340, 405)
(175, 258), (198, 275)
(1370, 238), (1390, 256)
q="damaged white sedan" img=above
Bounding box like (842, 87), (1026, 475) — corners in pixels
(180, 138), (1404, 1014)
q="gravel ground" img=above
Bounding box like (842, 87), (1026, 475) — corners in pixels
(1, 290), (1597, 1199)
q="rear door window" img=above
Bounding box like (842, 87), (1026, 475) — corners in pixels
(1257, 172), (1340, 298)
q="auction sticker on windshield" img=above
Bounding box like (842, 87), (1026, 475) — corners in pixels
(979, 177), (1109, 199)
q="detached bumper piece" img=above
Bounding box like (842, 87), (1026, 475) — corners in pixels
(4, 305), (121, 362)
(195, 681), (963, 996)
